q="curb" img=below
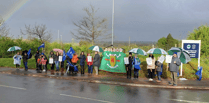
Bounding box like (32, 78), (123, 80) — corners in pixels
(89, 80), (209, 90)
(1, 70), (209, 90)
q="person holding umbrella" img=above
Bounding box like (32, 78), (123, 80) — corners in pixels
(13, 52), (22, 70)
(169, 52), (181, 86)
(147, 54), (155, 81)
(54, 52), (60, 75)
(93, 51), (100, 75)
(78, 51), (86, 75)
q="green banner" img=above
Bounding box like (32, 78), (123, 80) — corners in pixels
(99, 51), (126, 73)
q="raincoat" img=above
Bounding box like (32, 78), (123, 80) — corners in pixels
(133, 57), (141, 70)
(72, 55), (79, 63)
(13, 54), (22, 65)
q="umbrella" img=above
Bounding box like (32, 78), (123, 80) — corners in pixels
(53, 49), (63, 53)
(22, 50), (32, 59)
(129, 48), (147, 55)
(89, 46), (103, 52)
(147, 48), (168, 55)
(168, 47), (191, 64)
(7, 46), (21, 52)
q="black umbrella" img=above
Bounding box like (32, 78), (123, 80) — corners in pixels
(22, 50), (32, 59)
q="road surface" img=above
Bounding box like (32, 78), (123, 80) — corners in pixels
(0, 73), (209, 103)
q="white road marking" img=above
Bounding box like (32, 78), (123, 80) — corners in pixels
(0, 84), (26, 90)
(60, 94), (115, 103)
(170, 99), (208, 103)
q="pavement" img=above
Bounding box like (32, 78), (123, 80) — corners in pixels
(1, 69), (209, 103)
(1, 67), (209, 90)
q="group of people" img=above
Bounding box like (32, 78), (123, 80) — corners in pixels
(13, 50), (101, 76)
(125, 52), (181, 86)
(13, 49), (181, 86)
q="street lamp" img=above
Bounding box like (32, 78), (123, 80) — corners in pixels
(112, 0), (114, 48)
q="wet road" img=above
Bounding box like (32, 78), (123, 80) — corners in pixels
(0, 74), (209, 103)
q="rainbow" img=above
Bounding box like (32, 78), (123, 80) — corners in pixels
(2, 0), (29, 23)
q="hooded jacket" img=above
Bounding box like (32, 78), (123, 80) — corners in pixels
(169, 56), (181, 72)
(79, 54), (86, 66)
(86, 53), (93, 65)
(72, 54), (79, 63)
(93, 54), (100, 67)
(133, 57), (141, 70)
(13, 54), (22, 65)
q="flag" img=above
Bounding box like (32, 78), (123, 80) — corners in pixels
(67, 47), (75, 59)
(38, 43), (45, 50)
(99, 51), (126, 73)
(67, 61), (78, 72)
(195, 67), (203, 81)
(62, 50), (66, 61)
(27, 49), (31, 59)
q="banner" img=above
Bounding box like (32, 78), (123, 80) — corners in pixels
(99, 51), (126, 73)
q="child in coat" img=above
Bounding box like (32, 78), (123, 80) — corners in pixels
(86, 53), (93, 74)
(41, 55), (47, 73)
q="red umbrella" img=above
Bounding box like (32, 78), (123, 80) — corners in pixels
(53, 49), (63, 53)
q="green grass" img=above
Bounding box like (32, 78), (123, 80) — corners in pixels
(0, 57), (208, 79)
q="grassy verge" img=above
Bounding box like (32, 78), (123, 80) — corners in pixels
(0, 57), (208, 79)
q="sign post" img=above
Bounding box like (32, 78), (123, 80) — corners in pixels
(181, 40), (201, 76)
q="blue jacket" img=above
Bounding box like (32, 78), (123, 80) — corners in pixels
(133, 57), (141, 70)
(79, 54), (86, 66)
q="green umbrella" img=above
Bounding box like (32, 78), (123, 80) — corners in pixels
(147, 48), (168, 55)
(129, 48), (147, 55)
(89, 46), (103, 52)
(7, 46), (21, 52)
(168, 47), (191, 64)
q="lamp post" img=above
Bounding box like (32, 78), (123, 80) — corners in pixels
(112, 0), (114, 48)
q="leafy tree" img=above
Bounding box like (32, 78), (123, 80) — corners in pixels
(187, 25), (209, 56)
(157, 37), (167, 50)
(71, 5), (111, 45)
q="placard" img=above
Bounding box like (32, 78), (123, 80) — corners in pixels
(158, 55), (165, 63)
(49, 58), (53, 64)
(146, 58), (152, 65)
(87, 56), (92, 62)
(59, 56), (62, 62)
(165, 55), (172, 63)
(124, 57), (129, 64)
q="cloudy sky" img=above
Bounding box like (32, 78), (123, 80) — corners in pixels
(0, 0), (209, 42)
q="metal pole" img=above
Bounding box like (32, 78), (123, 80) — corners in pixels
(112, 0), (114, 47)
(60, 35), (62, 48)
(58, 30), (59, 44)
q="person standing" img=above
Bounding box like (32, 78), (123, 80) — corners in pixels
(147, 54), (155, 81)
(133, 54), (141, 79)
(54, 52), (60, 75)
(78, 51), (86, 75)
(155, 58), (162, 82)
(35, 50), (40, 70)
(93, 51), (100, 75)
(126, 52), (133, 79)
(60, 52), (65, 76)
(169, 52), (181, 86)
(49, 51), (55, 75)
(41, 55), (47, 73)
(86, 53), (93, 75)
(23, 52), (28, 71)
(13, 52), (22, 70)
(37, 55), (42, 73)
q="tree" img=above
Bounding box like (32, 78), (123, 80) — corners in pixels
(157, 33), (179, 50)
(187, 25), (209, 56)
(0, 16), (10, 37)
(71, 5), (111, 45)
(157, 37), (167, 49)
(21, 24), (52, 43)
